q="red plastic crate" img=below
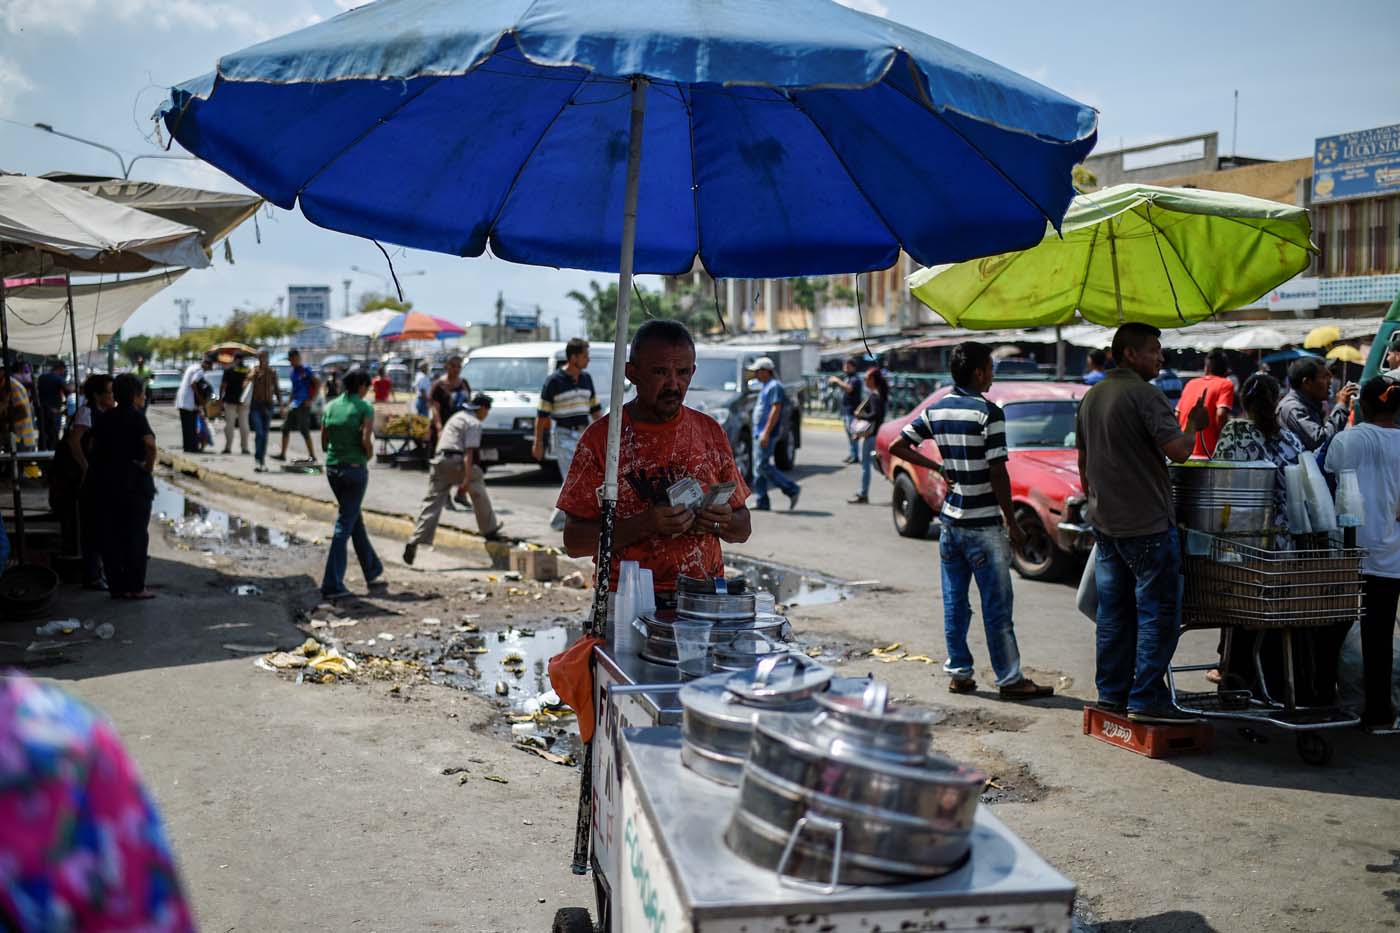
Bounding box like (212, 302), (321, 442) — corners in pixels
(1082, 705), (1214, 758)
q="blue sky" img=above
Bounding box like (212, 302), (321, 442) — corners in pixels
(2, 0), (1398, 338)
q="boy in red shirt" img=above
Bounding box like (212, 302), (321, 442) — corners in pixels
(371, 367), (393, 403)
(1175, 349), (1236, 457)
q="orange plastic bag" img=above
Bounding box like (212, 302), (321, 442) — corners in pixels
(547, 636), (604, 742)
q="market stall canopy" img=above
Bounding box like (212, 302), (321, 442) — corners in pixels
(158, 0), (1098, 278)
(0, 174), (211, 277)
(324, 309), (400, 338)
(0, 270), (187, 355)
(908, 184), (1315, 330)
(1222, 326), (1290, 351)
(42, 173), (262, 256)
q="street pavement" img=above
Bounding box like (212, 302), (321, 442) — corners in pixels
(37, 404), (1400, 930)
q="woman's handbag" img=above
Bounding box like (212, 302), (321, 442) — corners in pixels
(847, 396), (875, 440)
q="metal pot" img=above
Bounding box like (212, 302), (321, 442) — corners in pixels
(724, 681), (986, 887)
(1172, 460), (1277, 533)
(637, 609), (791, 666)
(712, 629), (790, 672)
(675, 590), (757, 621)
(679, 655), (836, 786)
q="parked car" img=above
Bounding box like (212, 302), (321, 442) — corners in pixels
(874, 381), (1092, 580)
(686, 345), (805, 478)
(463, 342), (621, 473)
(147, 370), (183, 404)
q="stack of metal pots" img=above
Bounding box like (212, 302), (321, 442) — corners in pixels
(1170, 460), (1276, 534)
(679, 654), (843, 785)
(637, 589), (791, 670)
(725, 681), (986, 888)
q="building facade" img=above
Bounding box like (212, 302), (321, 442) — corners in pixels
(288, 284), (333, 348)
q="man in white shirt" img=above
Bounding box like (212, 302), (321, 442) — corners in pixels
(403, 393), (502, 565)
(1325, 375), (1400, 731)
(413, 362), (432, 417)
(176, 354), (214, 453)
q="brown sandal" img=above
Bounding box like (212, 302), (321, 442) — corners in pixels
(948, 678), (977, 694)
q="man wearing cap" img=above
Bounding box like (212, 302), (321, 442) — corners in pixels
(175, 353), (214, 453)
(403, 393), (502, 565)
(750, 356), (800, 511)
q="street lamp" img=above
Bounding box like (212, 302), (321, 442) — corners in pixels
(349, 264), (425, 303)
(31, 123), (197, 180)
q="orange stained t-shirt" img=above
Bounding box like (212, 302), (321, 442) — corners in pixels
(556, 405), (751, 592)
(1175, 374), (1236, 457)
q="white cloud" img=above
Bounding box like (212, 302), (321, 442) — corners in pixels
(3, 0), (316, 40)
(0, 56), (33, 116)
(836, 0), (891, 16)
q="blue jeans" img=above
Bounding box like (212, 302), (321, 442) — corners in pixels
(250, 402), (272, 464)
(322, 465), (383, 596)
(842, 414), (860, 460)
(940, 524), (1022, 686)
(857, 433), (877, 497)
(1093, 528), (1181, 711)
(752, 437), (798, 504)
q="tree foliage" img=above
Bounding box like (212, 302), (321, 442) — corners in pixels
(357, 291), (413, 314)
(139, 308), (304, 364)
(120, 334), (155, 363)
(1072, 163), (1099, 193)
(567, 279), (725, 343)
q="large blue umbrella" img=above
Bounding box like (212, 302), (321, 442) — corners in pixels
(159, 0), (1095, 874)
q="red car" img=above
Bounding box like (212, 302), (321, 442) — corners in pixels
(875, 381), (1093, 580)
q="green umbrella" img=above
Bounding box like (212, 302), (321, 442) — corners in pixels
(908, 183), (1315, 329)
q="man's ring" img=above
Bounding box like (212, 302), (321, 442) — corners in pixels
(713, 521), (721, 530)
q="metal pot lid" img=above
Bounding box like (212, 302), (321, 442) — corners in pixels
(712, 629), (787, 666)
(724, 652), (833, 705)
(752, 708), (968, 784)
(814, 680), (938, 727)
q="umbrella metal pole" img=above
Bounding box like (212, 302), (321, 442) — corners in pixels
(573, 74), (649, 879)
(66, 273), (81, 386)
(1055, 325), (1065, 379)
(0, 273), (21, 565)
(1107, 219), (1125, 325)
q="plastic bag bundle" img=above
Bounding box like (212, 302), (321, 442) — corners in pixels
(1300, 454), (1338, 533)
(1283, 464), (1312, 534)
(1334, 469), (1365, 528)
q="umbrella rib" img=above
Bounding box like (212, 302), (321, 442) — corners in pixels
(680, 83), (704, 276)
(1074, 221), (1100, 322)
(482, 71), (593, 251)
(785, 92), (902, 258)
(883, 78), (1058, 229)
(294, 77), (447, 199)
(1139, 204), (1211, 316)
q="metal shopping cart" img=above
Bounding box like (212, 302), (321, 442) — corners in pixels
(1171, 531), (1363, 765)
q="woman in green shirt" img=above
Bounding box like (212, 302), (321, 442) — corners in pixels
(319, 370), (384, 599)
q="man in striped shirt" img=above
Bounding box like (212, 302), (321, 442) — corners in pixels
(889, 342), (1053, 701)
(535, 338), (602, 530)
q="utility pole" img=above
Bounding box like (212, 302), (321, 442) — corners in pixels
(174, 297), (193, 332)
(1231, 89), (1239, 162)
(495, 291), (504, 346)
(342, 279), (352, 318)
(554, 317), (561, 341)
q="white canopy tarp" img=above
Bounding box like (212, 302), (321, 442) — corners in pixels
(1, 270), (186, 355)
(325, 309), (399, 338)
(0, 174), (210, 276)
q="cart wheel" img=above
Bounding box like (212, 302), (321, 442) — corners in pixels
(551, 907), (594, 933)
(1296, 732), (1332, 767)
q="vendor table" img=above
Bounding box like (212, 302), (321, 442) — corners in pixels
(612, 727), (1076, 932)
(578, 632), (1077, 933)
(1, 449), (55, 564)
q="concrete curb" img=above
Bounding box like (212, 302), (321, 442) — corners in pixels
(158, 449), (519, 568)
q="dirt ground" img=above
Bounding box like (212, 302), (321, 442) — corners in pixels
(9, 469), (1400, 932)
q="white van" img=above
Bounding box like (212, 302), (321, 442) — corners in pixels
(463, 341), (622, 472)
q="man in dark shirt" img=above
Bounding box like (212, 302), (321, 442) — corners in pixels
(1076, 323), (1207, 724)
(827, 357), (865, 464)
(889, 342), (1053, 701)
(35, 360), (68, 451)
(534, 339), (602, 530)
(219, 353), (251, 455)
(429, 355), (469, 450)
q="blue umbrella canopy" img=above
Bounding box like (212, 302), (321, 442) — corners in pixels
(160, 0), (1097, 278)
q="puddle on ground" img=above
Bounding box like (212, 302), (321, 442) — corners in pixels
(724, 555), (854, 607)
(153, 477), (300, 549)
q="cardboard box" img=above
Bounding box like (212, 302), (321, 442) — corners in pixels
(510, 548), (558, 582)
